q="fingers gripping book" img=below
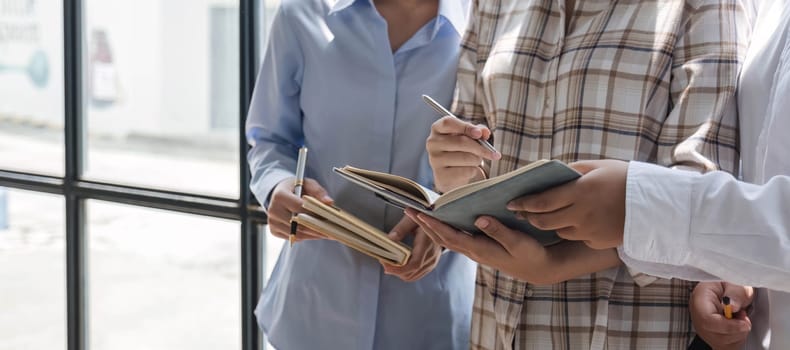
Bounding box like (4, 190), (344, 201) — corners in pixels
(291, 159), (579, 267)
(333, 160), (581, 246)
(291, 196), (412, 266)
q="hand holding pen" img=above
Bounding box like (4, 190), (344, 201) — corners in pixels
(290, 147), (309, 246)
(688, 282), (753, 350)
(266, 146), (333, 244)
(422, 95), (499, 154)
(423, 94), (501, 194)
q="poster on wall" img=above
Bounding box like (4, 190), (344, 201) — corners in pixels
(89, 28), (119, 106)
(0, 0), (63, 126)
(0, 0), (49, 89)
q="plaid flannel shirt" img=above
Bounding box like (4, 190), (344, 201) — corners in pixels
(451, 0), (749, 349)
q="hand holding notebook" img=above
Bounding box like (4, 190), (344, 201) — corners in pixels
(291, 196), (412, 266)
(291, 196), (443, 278)
(334, 160), (581, 246)
(267, 177), (334, 243)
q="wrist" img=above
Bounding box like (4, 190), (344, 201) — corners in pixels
(545, 242), (620, 282)
(539, 245), (572, 284)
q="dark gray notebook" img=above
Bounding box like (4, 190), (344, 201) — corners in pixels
(333, 159), (580, 246)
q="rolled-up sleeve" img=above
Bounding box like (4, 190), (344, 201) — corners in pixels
(621, 161), (790, 292)
(656, 0), (746, 174)
(246, 3), (305, 208)
(451, 0), (492, 176)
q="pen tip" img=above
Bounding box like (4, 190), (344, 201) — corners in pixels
(723, 296), (731, 305)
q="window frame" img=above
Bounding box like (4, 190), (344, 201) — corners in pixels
(0, 1), (266, 349)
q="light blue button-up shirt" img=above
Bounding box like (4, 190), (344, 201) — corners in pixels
(246, 0), (475, 349)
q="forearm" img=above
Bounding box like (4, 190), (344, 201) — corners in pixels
(543, 241), (621, 284)
(246, 5), (304, 207)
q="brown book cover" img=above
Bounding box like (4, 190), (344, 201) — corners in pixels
(291, 196), (411, 266)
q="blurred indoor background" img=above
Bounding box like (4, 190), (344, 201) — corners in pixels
(0, 0), (282, 349)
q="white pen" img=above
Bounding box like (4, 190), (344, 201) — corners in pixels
(290, 146), (308, 246)
(421, 94), (499, 154)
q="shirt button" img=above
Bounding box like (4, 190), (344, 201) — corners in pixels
(525, 288), (534, 297)
(544, 96), (553, 109)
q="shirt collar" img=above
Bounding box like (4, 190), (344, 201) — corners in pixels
(437, 0), (470, 36)
(327, 0), (368, 15)
(328, 0), (470, 35)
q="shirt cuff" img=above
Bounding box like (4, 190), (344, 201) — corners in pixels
(622, 161), (696, 267)
(624, 263), (659, 287)
(618, 246), (722, 282)
(250, 167), (295, 210)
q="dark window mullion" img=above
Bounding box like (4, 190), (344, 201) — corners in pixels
(65, 195), (86, 350)
(0, 170), (64, 195)
(73, 180), (249, 220)
(240, 1), (263, 350)
(64, 0), (86, 349)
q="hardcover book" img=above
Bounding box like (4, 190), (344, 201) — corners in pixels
(291, 195), (411, 266)
(333, 159), (580, 246)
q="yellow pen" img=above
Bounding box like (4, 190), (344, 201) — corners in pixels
(723, 296), (733, 319)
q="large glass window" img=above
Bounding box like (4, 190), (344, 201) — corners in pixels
(0, 189), (66, 350)
(0, 0), (65, 175)
(82, 0), (240, 198)
(87, 201), (240, 350)
(0, 1), (273, 349)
